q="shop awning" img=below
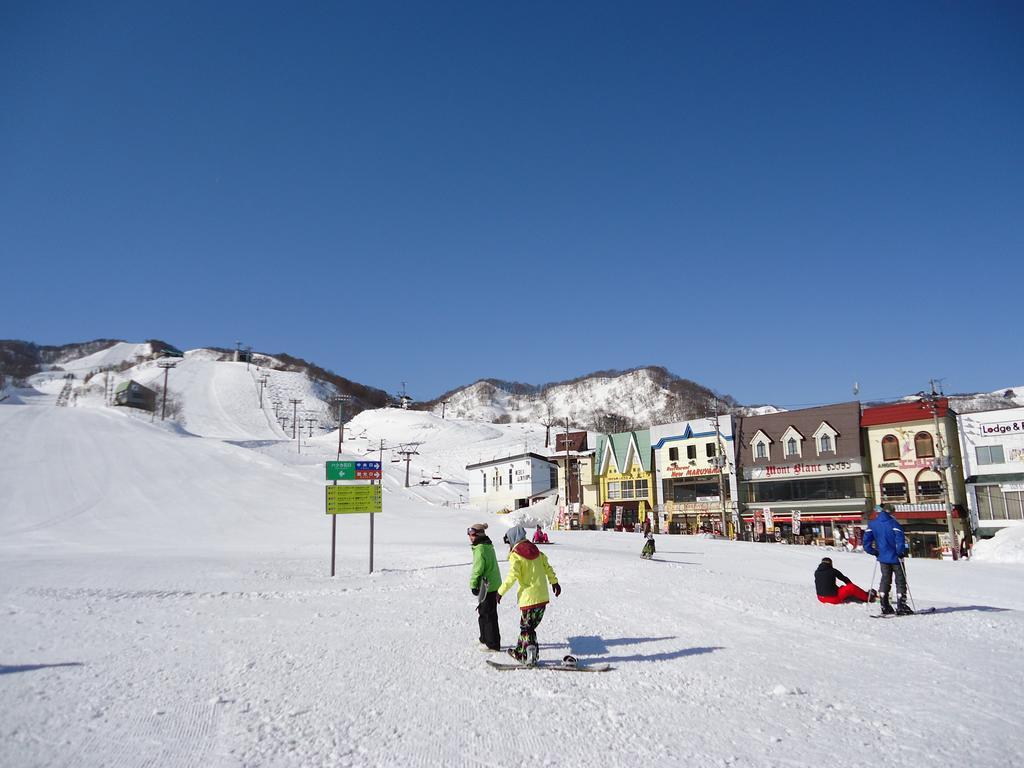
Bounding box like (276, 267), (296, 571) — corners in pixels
(964, 472), (1024, 485)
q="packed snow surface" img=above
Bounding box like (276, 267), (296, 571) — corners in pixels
(972, 526), (1024, 564)
(2, 355), (1023, 767)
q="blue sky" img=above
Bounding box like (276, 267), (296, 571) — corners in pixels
(2, 2), (1021, 407)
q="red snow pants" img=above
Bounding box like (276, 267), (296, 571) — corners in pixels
(817, 584), (870, 604)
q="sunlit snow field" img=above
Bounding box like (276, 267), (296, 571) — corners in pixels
(2, 355), (1023, 767)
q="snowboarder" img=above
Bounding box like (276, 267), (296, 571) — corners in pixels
(640, 534), (656, 560)
(497, 525), (561, 666)
(468, 523), (502, 651)
(532, 525), (549, 544)
(863, 505), (913, 616)
(814, 557), (875, 604)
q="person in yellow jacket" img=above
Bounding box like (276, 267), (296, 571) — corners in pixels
(497, 525), (561, 666)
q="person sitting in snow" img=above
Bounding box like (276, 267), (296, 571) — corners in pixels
(498, 525), (560, 666)
(814, 556), (875, 604)
(640, 534), (656, 560)
(532, 525), (549, 544)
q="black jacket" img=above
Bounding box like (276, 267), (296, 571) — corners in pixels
(814, 563), (851, 597)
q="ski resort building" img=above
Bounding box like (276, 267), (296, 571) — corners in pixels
(594, 430), (656, 531)
(650, 416), (738, 536)
(547, 431), (601, 529)
(957, 406), (1024, 539)
(465, 452), (558, 513)
(735, 402), (871, 546)
(862, 398), (968, 558)
(113, 380), (157, 411)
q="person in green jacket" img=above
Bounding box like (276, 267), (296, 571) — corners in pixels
(468, 523), (502, 651)
(497, 525), (561, 666)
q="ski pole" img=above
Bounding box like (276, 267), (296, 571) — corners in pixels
(899, 558), (916, 611)
(867, 559), (878, 613)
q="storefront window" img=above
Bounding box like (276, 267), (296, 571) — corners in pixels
(977, 486), (1024, 520)
(747, 476), (865, 502)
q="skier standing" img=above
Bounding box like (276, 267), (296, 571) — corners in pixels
(640, 534), (656, 560)
(468, 523), (502, 651)
(814, 557), (875, 604)
(862, 505), (914, 615)
(497, 525), (561, 666)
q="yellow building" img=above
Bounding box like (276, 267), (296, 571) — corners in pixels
(594, 429), (656, 531)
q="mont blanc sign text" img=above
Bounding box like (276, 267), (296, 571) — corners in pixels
(744, 458), (861, 481)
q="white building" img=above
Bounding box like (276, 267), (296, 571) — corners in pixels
(650, 416), (739, 535)
(466, 452), (558, 513)
(957, 406), (1024, 537)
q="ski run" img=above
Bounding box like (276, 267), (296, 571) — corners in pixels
(2, 354), (1024, 768)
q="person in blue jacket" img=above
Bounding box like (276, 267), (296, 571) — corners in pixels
(862, 505), (913, 615)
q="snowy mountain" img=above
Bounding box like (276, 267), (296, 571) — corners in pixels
(418, 366), (737, 431)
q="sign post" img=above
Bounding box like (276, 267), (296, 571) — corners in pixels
(325, 461), (383, 575)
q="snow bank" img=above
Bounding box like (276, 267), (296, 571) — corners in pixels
(972, 526), (1024, 564)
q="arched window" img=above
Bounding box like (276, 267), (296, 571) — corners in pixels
(787, 438), (798, 456)
(914, 432), (935, 459)
(820, 434), (832, 453)
(881, 434), (900, 461)
(880, 470), (908, 503)
(915, 469), (942, 500)
(756, 442), (767, 459)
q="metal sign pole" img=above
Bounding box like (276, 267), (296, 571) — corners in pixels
(331, 513), (337, 577)
(369, 512), (374, 574)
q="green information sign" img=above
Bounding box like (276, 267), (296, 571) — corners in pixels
(326, 485), (383, 515)
(326, 461), (382, 481)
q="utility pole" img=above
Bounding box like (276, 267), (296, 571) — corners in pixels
(923, 381), (960, 559)
(289, 398), (302, 440)
(157, 360), (177, 420)
(273, 400), (281, 418)
(332, 394), (352, 459)
(235, 340), (242, 362)
(258, 374), (270, 408)
(712, 397), (729, 538)
(563, 418), (572, 529)
(245, 345), (253, 370)
(306, 415), (317, 437)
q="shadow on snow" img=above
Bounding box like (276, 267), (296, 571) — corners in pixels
(0, 662), (84, 676)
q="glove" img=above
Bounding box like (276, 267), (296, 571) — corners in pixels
(496, 593), (502, 604)
(899, 549), (909, 558)
(552, 583), (561, 597)
(470, 587), (479, 596)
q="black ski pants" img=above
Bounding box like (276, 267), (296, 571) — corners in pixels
(878, 562), (907, 598)
(478, 590), (501, 650)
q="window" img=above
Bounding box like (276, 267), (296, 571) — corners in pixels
(747, 475), (865, 502)
(508, 467), (513, 486)
(916, 479), (943, 500)
(669, 447), (679, 461)
(756, 442), (767, 459)
(978, 488), (1024, 520)
(634, 479), (649, 498)
(607, 481), (620, 500)
(881, 435), (900, 461)
(820, 435), (832, 453)
(706, 443), (717, 458)
(880, 471), (908, 502)
(687, 445), (697, 460)
(786, 438), (798, 456)
(914, 432), (935, 459)
(483, 474), (487, 493)
(976, 445), (1005, 465)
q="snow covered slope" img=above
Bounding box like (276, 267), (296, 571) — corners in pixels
(3, 357), (1024, 767)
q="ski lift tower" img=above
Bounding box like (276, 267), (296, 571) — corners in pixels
(398, 382), (413, 409)
(397, 442), (424, 487)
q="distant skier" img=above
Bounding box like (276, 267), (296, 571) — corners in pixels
(814, 557), (875, 604)
(532, 525), (549, 544)
(640, 534), (656, 560)
(498, 525), (561, 666)
(863, 505), (913, 616)
(468, 523), (502, 652)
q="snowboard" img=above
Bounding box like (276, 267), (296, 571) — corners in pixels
(486, 658), (611, 673)
(870, 607), (937, 619)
